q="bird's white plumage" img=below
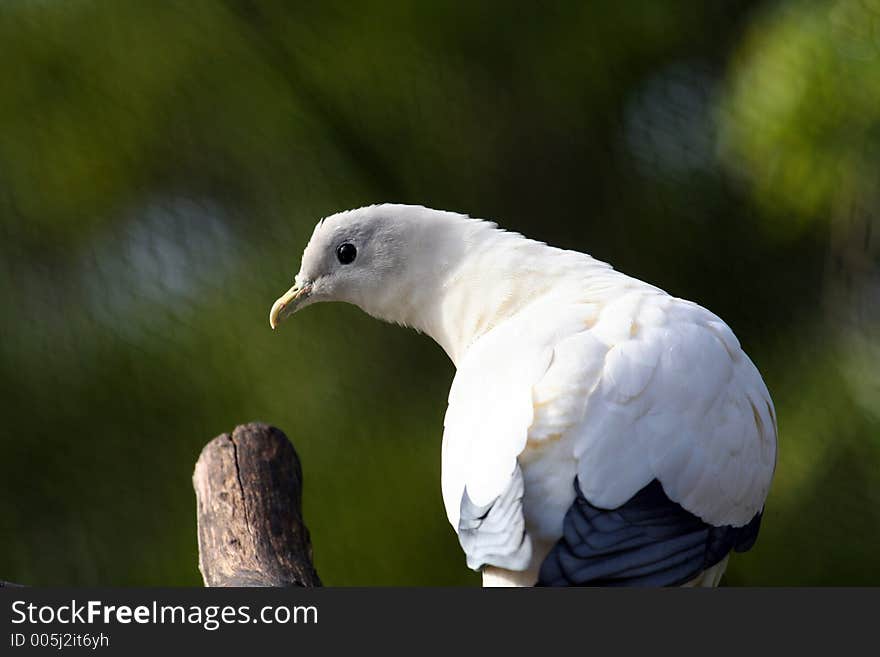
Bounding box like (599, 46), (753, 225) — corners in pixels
(431, 222), (777, 551)
(443, 285), (775, 540)
(276, 204), (778, 583)
(442, 297), (587, 526)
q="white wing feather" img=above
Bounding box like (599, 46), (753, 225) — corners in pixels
(564, 293), (776, 527)
(441, 298), (593, 529)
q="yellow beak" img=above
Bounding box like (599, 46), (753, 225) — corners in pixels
(269, 283), (312, 329)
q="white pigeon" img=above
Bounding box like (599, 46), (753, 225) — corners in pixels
(269, 204), (777, 587)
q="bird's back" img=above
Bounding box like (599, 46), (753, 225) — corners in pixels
(443, 272), (776, 586)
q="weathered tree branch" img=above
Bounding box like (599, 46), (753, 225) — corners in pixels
(193, 423), (321, 587)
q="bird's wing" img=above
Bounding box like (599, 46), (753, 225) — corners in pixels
(441, 298), (596, 569)
(443, 289), (776, 573)
(531, 290), (777, 528)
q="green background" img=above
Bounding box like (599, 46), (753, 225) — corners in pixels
(1, 0), (878, 586)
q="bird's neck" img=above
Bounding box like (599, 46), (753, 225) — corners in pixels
(360, 218), (618, 366)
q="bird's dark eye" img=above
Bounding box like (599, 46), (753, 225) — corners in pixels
(336, 242), (357, 265)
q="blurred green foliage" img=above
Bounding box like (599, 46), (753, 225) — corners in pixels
(718, 0), (880, 226)
(0, 0), (877, 586)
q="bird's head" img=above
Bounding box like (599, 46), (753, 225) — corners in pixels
(269, 203), (472, 330)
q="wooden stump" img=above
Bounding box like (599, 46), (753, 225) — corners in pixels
(193, 423), (321, 587)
